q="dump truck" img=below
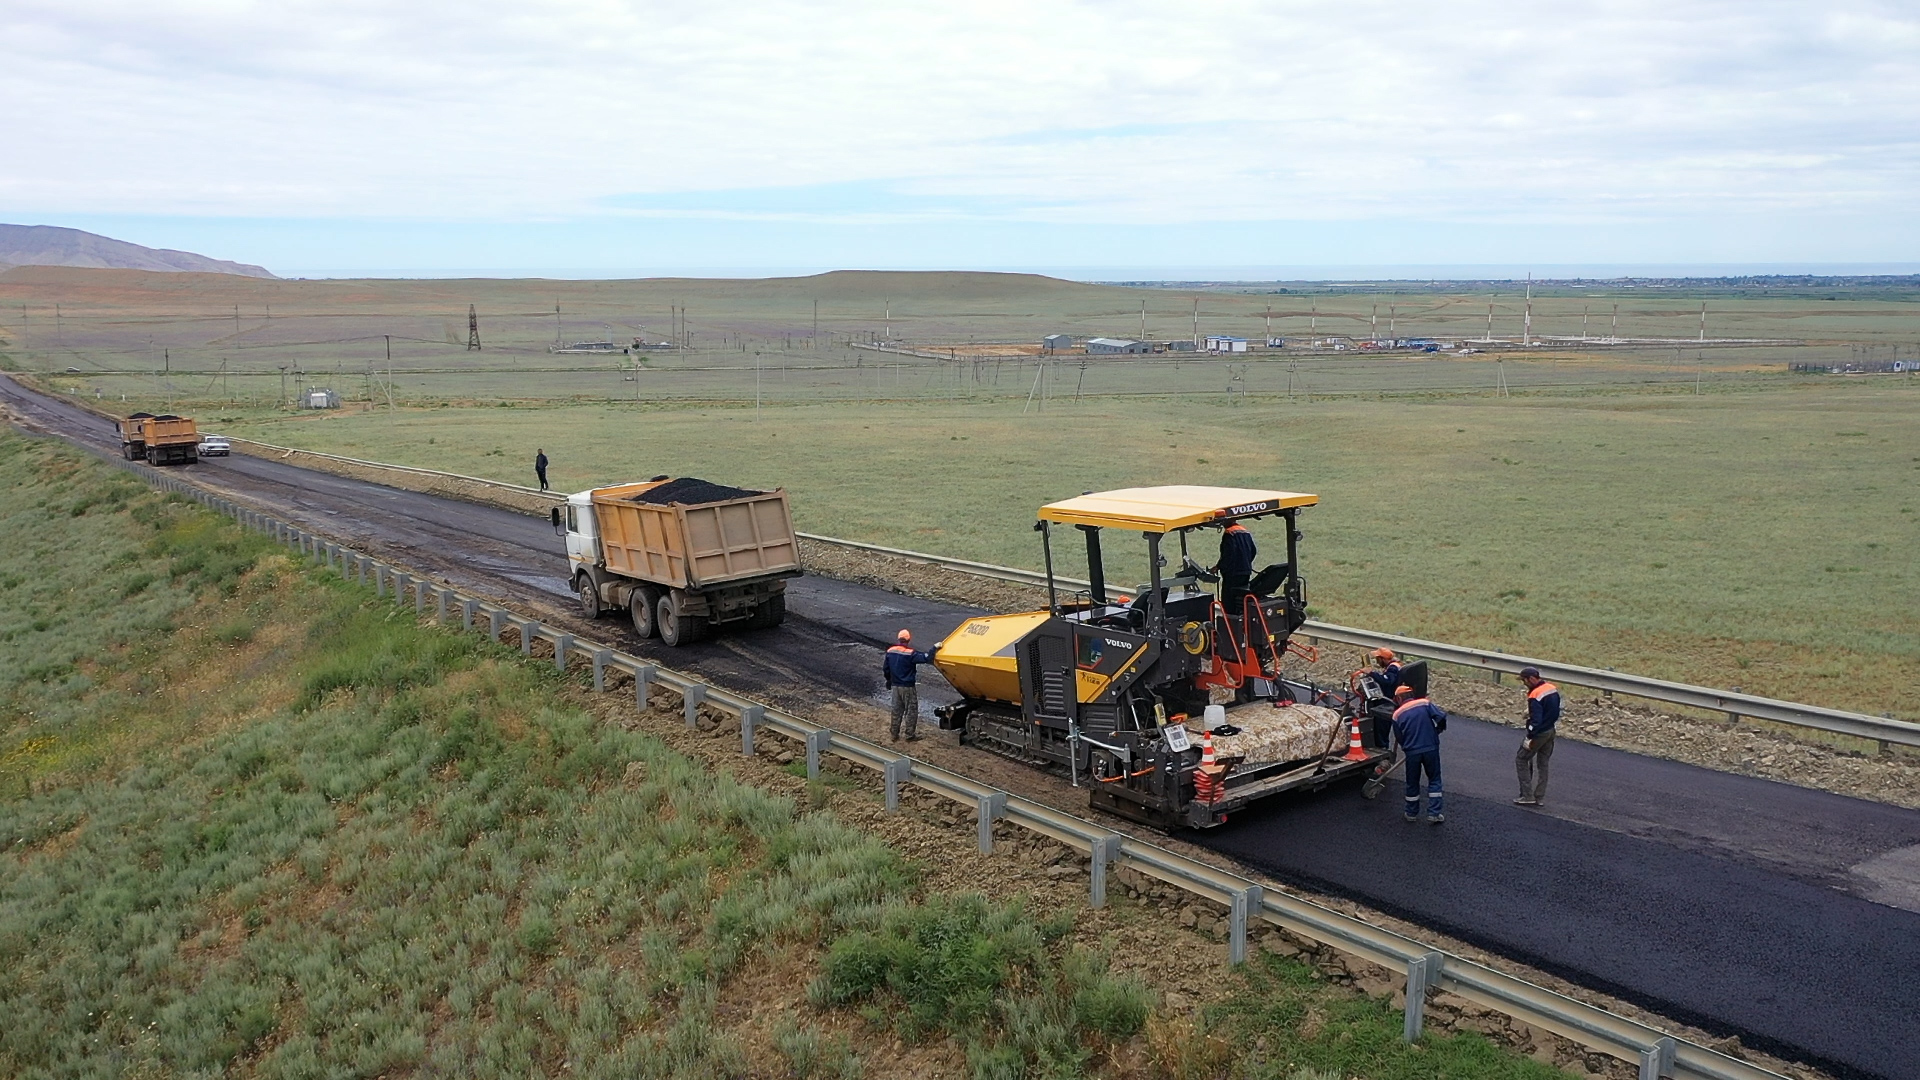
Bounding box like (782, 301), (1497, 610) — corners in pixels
(117, 412), (199, 465)
(931, 485), (1397, 830)
(553, 477), (801, 646)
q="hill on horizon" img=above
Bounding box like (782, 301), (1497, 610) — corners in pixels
(0, 223), (275, 279)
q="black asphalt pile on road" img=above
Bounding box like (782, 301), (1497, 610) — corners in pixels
(630, 477), (764, 505)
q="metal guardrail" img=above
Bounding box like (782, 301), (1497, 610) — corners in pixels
(108, 460), (1789, 1080)
(214, 435), (1917, 748)
(794, 534), (1920, 750)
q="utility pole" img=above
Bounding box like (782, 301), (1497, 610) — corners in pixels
(884, 301), (891, 342)
(1310, 304), (1317, 333)
(1612, 303), (1619, 342)
(1486, 303), (1494, 342)
(1582, 305), (1589, 342)
(813, 299), (818, 345)
(1699, 303), (1707, 342)
(385, 334), (394, 415)
(54, 303), (60, 345)
(234, 304), (240, 337)
(1388, 305), (1396, 343)
(278, 364), (289, 408)
(1141, 300), (1147, 339)
(467, 304), (481, 350)
(1523, 274), (1533, 347)
(1191, 298), (1198, 348)
(1371, 304), (1378, 343)
(555, 302), (562, 346)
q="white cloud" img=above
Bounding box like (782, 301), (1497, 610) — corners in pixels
(1, 0), (1916, 229)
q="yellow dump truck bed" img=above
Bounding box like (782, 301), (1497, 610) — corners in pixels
(590, 480), (799, 590)
(141, 416), (199, 446)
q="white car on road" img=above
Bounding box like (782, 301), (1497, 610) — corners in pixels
(199, 434), (231, 457)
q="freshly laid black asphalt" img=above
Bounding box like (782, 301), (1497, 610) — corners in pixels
(6, 376), (1918, 1079)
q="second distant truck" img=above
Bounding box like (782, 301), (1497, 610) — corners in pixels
(554, 477), (801, 645)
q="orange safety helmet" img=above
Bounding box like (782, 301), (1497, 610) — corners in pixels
(1371, 648), (1397, 665)
(1393, 684), (1416, 698)
(896, 629), (912, 643)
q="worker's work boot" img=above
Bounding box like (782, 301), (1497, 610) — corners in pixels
(1427, 813), (1446, 825)
(1513, 796), (1539, 806)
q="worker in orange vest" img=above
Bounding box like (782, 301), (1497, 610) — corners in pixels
(1515, 667), (1561, 806)
(1390, 684), (1448, 824)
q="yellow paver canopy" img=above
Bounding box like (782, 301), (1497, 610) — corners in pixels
(1037, 486), (1318, 533)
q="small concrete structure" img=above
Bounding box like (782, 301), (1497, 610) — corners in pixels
(1042, 334), (1072, 353)
(1206, 335), (1249, 353)
(300, 388), (340, 409)
(1085, 337), (1149, 355)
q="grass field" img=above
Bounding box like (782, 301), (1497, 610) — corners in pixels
(0, 433), (1574, 1080)
(3, 265), (1917, 410)
(4, 267), (1915, 716)
(195, 377), (1920, 720)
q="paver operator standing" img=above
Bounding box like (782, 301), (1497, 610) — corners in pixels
(1213, 521), (1258, 611)
(1515, 666), (1560, 806)
(1361, 648), (1402, 748)
(1391, 683), (1448, 824)
(885, 630), (939, 743)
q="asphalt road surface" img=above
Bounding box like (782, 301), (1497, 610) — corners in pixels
(6, 376), (1917, 1080)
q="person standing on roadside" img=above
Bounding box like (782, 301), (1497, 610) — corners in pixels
(534, 448), (550, 491)
(1515, 666), (1560, 806)
(1391, 683), (1448, 824)
(885, 629), (939, 742)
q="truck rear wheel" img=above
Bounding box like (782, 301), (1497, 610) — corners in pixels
(576, 575), (602, 618)
(658, 593), (706, 647)
(630, 586), (661, 638)
(747, 593), (787, 630)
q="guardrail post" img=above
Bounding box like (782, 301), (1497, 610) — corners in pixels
(1089, 835), (1122, 908)
(741, 705), (763, 757)
(1404, 951), (1443, 1041)
(356, 555), (369, 585)
(884, 757), (911, 812)
(683, 684), (707, 728)
(373, 566), (386, 597)
(1228, 886), (1263, 965)
(635, 665), (656, 709)
(552, 633), (573, 671)
(390, 571), (409, 604)
(591, 649), (612, 692)
(976, 792), (1008, 852)
(462, 598), (477, 632)
(1639, 1037), (1676, 1080)
(519, 621), (536, 657)
(488, 609), (505, 642)
(435, 587), (448, 622)
(415, 580), (428, 614)
(805, 729), (831, 778)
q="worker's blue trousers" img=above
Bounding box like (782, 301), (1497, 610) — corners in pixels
(1403, 750), (1443, 817)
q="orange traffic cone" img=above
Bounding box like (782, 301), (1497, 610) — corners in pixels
(1343, 714), (1370, 761)
(1200, 731), (1217, 768)
(1194, 731), (1226, 804)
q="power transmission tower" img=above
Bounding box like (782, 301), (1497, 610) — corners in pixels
(467, 304), (482, 350)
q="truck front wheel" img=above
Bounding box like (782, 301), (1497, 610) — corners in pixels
(576, 575), (602, 619)
(658, 593), (706, 647)
(630, 586), (662, 638)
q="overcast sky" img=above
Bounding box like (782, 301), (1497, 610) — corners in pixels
(4, 1), (1918, 275)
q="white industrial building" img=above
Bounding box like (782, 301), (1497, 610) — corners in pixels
(1205, 335), (1249, 353)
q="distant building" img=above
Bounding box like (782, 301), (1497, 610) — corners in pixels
(1165, 340), (1197, 352)
(1205, 335), (1248, 353)
(1086, 337), (1150, 355)
(1043, 334), (1072, 352)
(301, 388), (340, 409)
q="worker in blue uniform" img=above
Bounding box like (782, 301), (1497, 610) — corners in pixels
(1391, 683), (1448, 824)
(884, 629), (939, 742)
(1213, 521), (1258, 613)
(1515, 666), (1561, 806)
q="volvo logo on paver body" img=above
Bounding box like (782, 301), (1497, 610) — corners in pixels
(1227, 501), (1274, 516)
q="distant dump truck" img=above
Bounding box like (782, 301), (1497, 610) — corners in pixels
(553, 477), (801, 645)
(117, 412), (199, 465)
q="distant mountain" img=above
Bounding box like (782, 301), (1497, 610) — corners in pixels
(0, 224), (275, 278)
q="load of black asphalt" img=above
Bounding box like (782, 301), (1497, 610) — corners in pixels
(629, 477), (764, 506)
